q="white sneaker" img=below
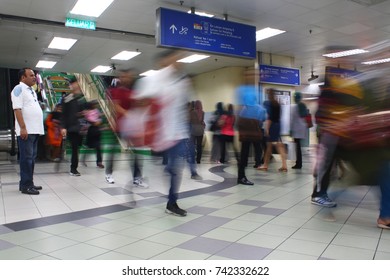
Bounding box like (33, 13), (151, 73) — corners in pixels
(311, 195), (337, 208)
(133, 177), (149, 188)
(105, 174), (115, 184)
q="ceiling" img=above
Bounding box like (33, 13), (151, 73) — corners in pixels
(0, 0), (390, 84)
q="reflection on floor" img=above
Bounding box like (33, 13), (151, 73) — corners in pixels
(0, 150), (389, 260)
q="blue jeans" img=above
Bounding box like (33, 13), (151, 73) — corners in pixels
(18, 134), (39, 190)
(166, 139), (187, 204)
(379, 161), (390, 219)
(186, 138), (197, 176)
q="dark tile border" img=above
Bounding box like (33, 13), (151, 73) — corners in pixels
(2, 165), (236, 232)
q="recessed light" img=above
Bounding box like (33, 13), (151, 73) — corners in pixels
(36, 60), (57, 69)
(111, 51), (141, 61)
(177, 54), (210, 63)
(256, 27), (285, 41)
(362, 57), (390, 65)
(91, 65), (112, 73)
(48, 37), (77, 50)
(187, 10), (214, 17)
(323, 49), (368, 58)
(70, 0), (114, 17)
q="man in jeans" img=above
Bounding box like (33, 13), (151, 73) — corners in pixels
(11, 68), (44, 195)
(136, 50), (193, 216)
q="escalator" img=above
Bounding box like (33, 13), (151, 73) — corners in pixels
(39, 71), (123, 157)
(0, 68), (18, 157)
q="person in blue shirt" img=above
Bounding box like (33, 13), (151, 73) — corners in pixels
(236, 70), (266, 185)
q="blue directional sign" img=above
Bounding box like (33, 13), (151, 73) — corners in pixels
(156, 8), (256, 59)
(259, 64), (300, 86)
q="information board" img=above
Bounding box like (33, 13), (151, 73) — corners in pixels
(259, 65), (300, 86)
(156, 8), (256, 59)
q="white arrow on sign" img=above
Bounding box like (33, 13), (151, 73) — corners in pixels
(170, 24), (177, 34)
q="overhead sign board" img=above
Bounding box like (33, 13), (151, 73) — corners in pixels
(65, 17), (96, 30)
(156, 8), (256, 59)
(259, 64), (300, 86)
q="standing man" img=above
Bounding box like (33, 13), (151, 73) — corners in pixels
(61, 77), (85, 176)
(11, 68), (44, 195)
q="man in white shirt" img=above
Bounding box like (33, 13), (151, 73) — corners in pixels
(11, 68), (44, 195)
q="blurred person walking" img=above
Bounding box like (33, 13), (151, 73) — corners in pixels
(219, 103), (239, 164)
(236, 72), (266, 185)
(104, 69), (148, 188)
(61, 77), (87, 176)
(81, 100), (105, 169)
(11, 68), (44, 195)
(258, 88), (288, 172)
(209, 102), (224, 163)
(189, 100), (205, 164)
(135, 50), (193, 217)
(290, 92), (308, 169)
(45, 103), (63, 162)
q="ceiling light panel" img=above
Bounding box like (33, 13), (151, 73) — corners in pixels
(177, 54), (210, 63)
(362, 58), (390, 65)
(256, 27), (286, 41)
(36, 60), (57, 69)
(322, 49), (369, 58)
(111, 51), (141, 60)
(187, 10), (214, 17)
(70, 0), (114, 17)
(91, 65), (112, 73)
(48, 37), (77, 50)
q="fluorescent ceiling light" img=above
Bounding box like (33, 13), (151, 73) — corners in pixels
(256, 27), (285, 41)
(140, 70), (158, 77)
(111, 51), (141, 61)
(323, 49), (368, 58)
(70, 0), (114, 17)
(48, 37), (77, 50)
(36, 60), (57, 69)
(177, 54), (210, 63)
(91, 65), (112, 73)
(187, 10), (214, 17)
(362, 57), (390, 65)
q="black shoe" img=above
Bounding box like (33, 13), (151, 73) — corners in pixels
(253, 164), (259, 168)
(191, 173), (203, 180)
(70, 170), (81, 176)
(291, 165), (302, 169)
(33, 185), (42, 190)
(237, 177), (254, 185)
(21, 187), (40, 195)
(166, 202), (187, 217)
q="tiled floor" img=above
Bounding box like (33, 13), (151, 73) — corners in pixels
(0, 148), (389, 260)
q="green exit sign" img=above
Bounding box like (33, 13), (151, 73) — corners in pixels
(65, 17), (96, 30)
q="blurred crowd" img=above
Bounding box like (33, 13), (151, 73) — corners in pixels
(11, 52), (390, 227)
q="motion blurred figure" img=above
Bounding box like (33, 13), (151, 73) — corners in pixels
(236, 69), (266, 185)
(135, 50), (193, 217)
(290, 92), (308, 169)
(105, 69), (148, 188)
(258, 88), (288, 172)
(61, 77), (86, 176)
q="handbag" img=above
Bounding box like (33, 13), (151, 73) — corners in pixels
(237, 117), (263, 142)
(305, 113), (313, 128)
